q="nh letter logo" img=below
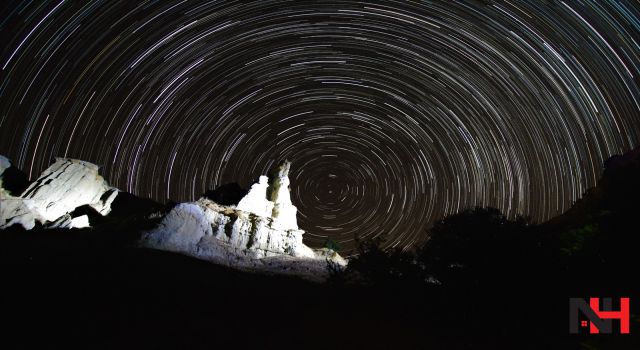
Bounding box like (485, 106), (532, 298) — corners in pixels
(569, 297), (630, 334)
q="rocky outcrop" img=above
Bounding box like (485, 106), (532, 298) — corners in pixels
(233, 161), (299, 231)
(0, 157), (118, 229)
(143, 198), (315, 259)
(141, 161), (346, 280)
(237, 176), (274, 218)
(1, 156), (346, 280)
(268, 161), (299, 231)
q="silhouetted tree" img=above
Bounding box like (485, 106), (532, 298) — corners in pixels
(417, 207), (532, 286)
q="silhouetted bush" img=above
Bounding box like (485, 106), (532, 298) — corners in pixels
(322, 238), (341, 252)
(332, 236), (424, 287)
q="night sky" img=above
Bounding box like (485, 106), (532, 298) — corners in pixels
(1, 1), (639, 252)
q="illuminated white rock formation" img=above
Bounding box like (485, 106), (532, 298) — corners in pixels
(1, 155), (346, 280)
(143, 199), (315, 258)
(268, 161), (299, 230)
(0, 157), (118, 229)
(141, 161), (346, 280)
(236, 176), (273, 217)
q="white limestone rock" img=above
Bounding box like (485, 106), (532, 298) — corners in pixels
(1, 155), (347, 280)
(143, 198), (317, 259)
(141, 161), (346, 280)
(0, 198), (41, 230)
(0, 157), (118, 229)
(142, 202), (212, 253)
(21, 158), (118, 220)
(268, 161), (299, 230)
(140, 200), (344, 281)
(236, 176), (273, 217)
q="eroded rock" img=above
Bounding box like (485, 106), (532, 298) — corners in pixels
(1, 156), (346, 280)
(0, 157), (118, 229)
(141, 161), (346, 280)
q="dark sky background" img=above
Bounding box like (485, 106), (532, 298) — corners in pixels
(1, 0), (639, 252)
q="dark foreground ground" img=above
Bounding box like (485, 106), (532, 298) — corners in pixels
(0, 228), (637, 350)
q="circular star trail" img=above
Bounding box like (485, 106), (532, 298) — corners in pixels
(1, 1), (639, 253)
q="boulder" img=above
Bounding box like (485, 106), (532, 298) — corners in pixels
(0, 157), (118, 229)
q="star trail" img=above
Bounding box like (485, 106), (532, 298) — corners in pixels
(1, 0), (639, 252)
